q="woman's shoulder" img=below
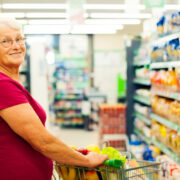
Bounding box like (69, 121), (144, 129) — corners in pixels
(0, 75), (24, 91)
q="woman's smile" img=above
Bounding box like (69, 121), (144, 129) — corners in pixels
(9, 52), (22, 56)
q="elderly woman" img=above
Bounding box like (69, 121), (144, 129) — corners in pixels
(0, 17), (108, 180)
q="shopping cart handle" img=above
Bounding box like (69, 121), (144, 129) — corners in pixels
(103, 159), (122, 168)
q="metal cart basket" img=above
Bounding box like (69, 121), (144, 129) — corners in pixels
(53, 160), (161, 180)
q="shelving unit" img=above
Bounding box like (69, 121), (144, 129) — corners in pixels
(150, 113), (180, 132)
(52, 57), (89, 128)
(126, 39), (141, 137)
(19, 48), (31, 92)
(134, 78), (150, 86)
(151, 86), (180, 101)
(150, 61), (180, 69)
(153, 31), (180, 46)
(133, 94), (151, 106)
(134, 127), (180, 165)
(133, 59), (150, 66)
(134, 111), (151, 125)
(131, 30), (180, 164)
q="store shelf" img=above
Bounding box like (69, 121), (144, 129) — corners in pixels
(55, 97), (83, 101)
(153, 31), (180, 45)
(55, 107), (81, 111)
(20, 70), (28, 74)
(134, 127), (180, 165)
(150, 61), (180, 69)
(56, 114), (82, 119)
(133, 59), (150, 66)
(134, 127), (151, 144)
(151, 138), (180, 165)
(151, 87), (180, 101)
(61, 123), (84, 128)
(134, 111), (151, 125)
(133, 94), (151, 106)
(134, 78), (150, 86)
(150, 113), (180, 132)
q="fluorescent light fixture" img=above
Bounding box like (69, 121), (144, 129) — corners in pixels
(2, 3), (145, 10)
(28, 19), (69, 25)
(90, 13), (152, 19)
(85, 19), (141, 25)
(24, 25), (70, 34)
(26, 13), (68, 18)
(71, 29), (116, 34)
(0, 12), (25, 18)
(26, 13), (88, 18)
(71, 25), (117, 34)
(84, 4), (126, 10)
(164, 4), (180, 10)
(84, 4), (145, 10)
(23, 24), (119, 35)
(2, 3), (67, 9)
(27, 19), (140, 25)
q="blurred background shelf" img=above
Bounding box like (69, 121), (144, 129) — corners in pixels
(134, 111), (151, 125)
(133, 94), (151, 106)
(150, 61), (180, 69)
(134, 78), (151, 86)
(150, 113), (180, 132)
(134, 127), (180, 165)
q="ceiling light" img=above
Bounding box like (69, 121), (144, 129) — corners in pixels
(2, 3), (145, 10)
(27, 19), (140, 25)
(2, 3), (67, 9)
(0, 13), (25, 18)
(85, 19), (141, 25)
(71, 25), (117, 34)
(90, 13), (152, 19)
(84, 4), (145, 10)
(26, 13), (88, 18)
(28, 19), (69, 25)
(70, 29), (116, 34)
(24, 25), (70, 34)
(26, 13), (68, 18)
(23, 24), (117, 34)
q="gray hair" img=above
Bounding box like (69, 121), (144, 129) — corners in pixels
(0, 15), (21, 30)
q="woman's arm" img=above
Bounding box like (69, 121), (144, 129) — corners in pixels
(0, 103), (108, 168)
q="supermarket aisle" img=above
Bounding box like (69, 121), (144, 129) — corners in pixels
(47, 122), (99, 148)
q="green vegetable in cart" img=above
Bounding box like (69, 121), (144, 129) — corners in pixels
(101, 147), (127, 165)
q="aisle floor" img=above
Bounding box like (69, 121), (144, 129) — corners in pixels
(47, 122), (99, 148)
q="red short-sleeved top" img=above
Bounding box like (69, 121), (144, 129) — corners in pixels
(0, 72), (53, 180)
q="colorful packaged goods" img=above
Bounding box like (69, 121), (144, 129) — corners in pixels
(99, 104), (126, 134)
(156, 11), (180, 35)
(150, 70), (179, 91)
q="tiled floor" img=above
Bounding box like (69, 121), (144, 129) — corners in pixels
(46, 121), (99, 149)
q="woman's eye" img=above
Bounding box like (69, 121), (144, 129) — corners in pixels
(2, 40), (8, 43)
(16, 38), (22, 42)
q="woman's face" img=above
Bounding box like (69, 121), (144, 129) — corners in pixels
(0, 25), (26, 69)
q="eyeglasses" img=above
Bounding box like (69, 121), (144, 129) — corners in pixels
(0, 37), (26, 48)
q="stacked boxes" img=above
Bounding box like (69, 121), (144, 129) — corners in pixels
(99, 104), (127, 150)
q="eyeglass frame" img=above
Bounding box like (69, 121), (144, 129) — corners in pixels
(0, 37), (26, 48)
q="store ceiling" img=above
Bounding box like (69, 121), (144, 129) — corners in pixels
(0, 0), (179, 14)
(0, 0), (179, 34)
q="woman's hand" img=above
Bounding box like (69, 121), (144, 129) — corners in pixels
(85, 151), (109, 168)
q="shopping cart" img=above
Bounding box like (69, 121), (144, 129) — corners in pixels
(53, 158), (161, 180)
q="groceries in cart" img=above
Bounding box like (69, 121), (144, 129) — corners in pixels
(54, 144), (161, 180)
